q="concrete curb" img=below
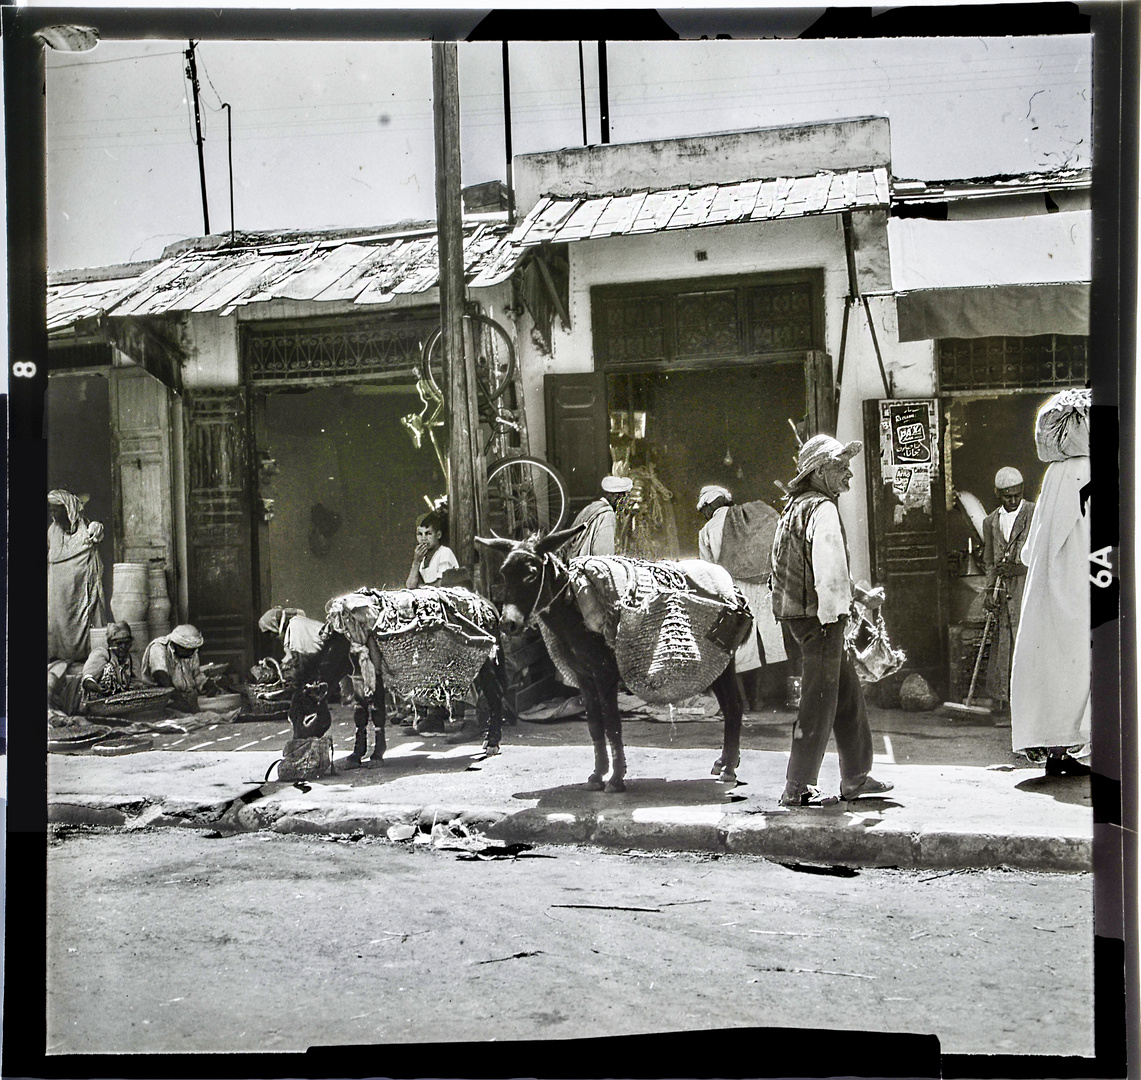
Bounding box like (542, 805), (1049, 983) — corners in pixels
(47, 747), (1094, 872)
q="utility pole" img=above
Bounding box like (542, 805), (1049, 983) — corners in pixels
(501, 41), (514, 223)
(432, 40), (486, 582)
(184, 40), (210, 234)
(578, 42), (589, 145)
(598, 40), (610, 144)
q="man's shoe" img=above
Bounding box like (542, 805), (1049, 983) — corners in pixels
(780, 784), (839, 808)
(840, 776), (894, 801)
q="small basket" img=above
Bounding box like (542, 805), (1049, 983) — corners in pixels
(244, 658), (291, 717)
(614, 592), (742, 704)
(85, 687), (175, 718)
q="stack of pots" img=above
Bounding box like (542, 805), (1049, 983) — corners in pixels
(147, 563), (173, 642)
(111, 562), (151, 674)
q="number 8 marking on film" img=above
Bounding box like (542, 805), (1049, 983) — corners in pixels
(13, 361), (37, 378)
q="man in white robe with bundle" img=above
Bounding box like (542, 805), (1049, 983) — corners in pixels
(697, 485), (787, 709)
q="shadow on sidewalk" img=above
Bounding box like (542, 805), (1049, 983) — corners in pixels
(1014, 774), (1093, 806)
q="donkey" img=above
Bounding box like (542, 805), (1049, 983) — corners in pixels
(290, 602), (507, 767)
(477, 526), (746, 793)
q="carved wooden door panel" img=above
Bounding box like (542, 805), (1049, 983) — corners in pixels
(863, 398), (950, 697)
(184, 389), (255, 672)
(109, 367), (174, 573)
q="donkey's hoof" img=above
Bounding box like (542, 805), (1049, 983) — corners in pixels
(717, 768), (738, 785)
(604, 777), (626, 793)
(711, 757), (724, 776)
(482, 742), (501, 757)
(368, 755), (385, 766)
(586, 775), (605, 791)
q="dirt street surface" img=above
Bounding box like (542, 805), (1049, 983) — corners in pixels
(46, 826), (1094, 1060)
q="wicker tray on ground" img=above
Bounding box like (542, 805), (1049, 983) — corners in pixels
(85, 687), (175, 718)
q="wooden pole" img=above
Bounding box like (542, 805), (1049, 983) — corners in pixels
(432, 41), (485, 581)
(598, 41), (610, 144)
(502, 41), (515, 224)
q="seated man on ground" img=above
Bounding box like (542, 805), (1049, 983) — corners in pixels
(141, 624), (217, 712)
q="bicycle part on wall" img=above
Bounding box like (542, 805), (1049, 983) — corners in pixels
(420, 312), (516, 405)
(485, 456), (569, 541)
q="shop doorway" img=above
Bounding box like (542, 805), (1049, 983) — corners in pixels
(256, 384), (446, 621)
(46, 372), (115, 605)
(944, 392), (1059, 570)
(606, 362), (805, 559)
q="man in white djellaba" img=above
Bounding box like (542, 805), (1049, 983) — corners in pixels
(1009, 388), (1092, 777)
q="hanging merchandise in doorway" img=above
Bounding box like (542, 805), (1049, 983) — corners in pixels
(876, 399), (939, 521)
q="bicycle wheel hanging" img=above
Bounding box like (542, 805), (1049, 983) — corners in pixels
(420, 312), (516, 406)
(485, 456), (569, 541)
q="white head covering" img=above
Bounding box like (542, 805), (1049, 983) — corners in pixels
(696, 484), (733, 511)
(790, 435), (862, 487)
(994, 467), (1024, 491)
(1035, 388), (1091, 462)
(168, 624), (204, 649)
(601, 475), (632, 493)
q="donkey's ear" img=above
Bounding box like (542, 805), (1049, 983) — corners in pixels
(474, 535), (517, 554)
(535, 522), (586, 556)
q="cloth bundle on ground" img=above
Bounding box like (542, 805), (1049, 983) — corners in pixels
(324, 586), (499, 707)
(543, 555), (753, 703)
(717, 500), (781, 584)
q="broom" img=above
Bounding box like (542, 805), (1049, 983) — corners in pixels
(942, 575), (1002, 719)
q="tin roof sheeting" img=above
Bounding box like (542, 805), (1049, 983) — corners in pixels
(508, 167), (889, 246)
(49, 222), (523, 332)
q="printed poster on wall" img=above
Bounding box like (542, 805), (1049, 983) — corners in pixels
(878, 399), (939, 518)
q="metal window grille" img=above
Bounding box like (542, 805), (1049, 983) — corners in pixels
(243, 316), (436, 386)
(937, 335), (1088, 392)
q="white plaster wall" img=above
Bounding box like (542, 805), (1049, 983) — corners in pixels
(514, 117), (892, 213)
(516, 214), (934, 585)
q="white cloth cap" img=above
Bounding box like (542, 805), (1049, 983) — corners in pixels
(601, 475), (632, 493)
(994, 467), (1024, 490)
(696, 484), (733, 510)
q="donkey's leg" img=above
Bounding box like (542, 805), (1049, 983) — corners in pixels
(711, 664), (743, 784)
(476, 659), (503, 755)
(579, 680), (609, 790)
(599, 668), (627, 793)
(367, 640), (387, 764)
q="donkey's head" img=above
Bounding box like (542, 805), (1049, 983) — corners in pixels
(476, 524), (586, 634)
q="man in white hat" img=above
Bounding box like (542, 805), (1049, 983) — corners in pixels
(981, 466), (1035, 711)
(142, 623), (213, 711)
(697, 484), (787, 709)
(563, 475), (631, 560)
(770, 434), (893, 807)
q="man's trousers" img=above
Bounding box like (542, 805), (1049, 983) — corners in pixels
(783, 614), (873, 789)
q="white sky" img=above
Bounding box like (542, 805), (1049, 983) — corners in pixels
(44, 34), (1092, 270)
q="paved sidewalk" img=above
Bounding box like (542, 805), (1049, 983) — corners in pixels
(47, 735), (1093, 872)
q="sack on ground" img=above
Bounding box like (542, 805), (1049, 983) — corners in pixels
(277, 736), (335, 781)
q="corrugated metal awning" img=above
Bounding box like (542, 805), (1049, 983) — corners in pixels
(48, 222), (526, 335)
(509, 167), (890, 247)
(889, 212), (1090, 341)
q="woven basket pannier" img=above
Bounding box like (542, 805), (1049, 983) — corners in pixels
(614, 592), (749, 704)
(377, 628), (490, 707)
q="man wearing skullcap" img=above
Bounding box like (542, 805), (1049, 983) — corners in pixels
(770, 435), (893, 807)
(981, 466), (1035, 711)
(1010, 389), (1092, 775)
(697, 485), (787, 708)
(563, 475), (631, 560)
(47, 489), (106, 662)
(142, 624), (211, 711)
